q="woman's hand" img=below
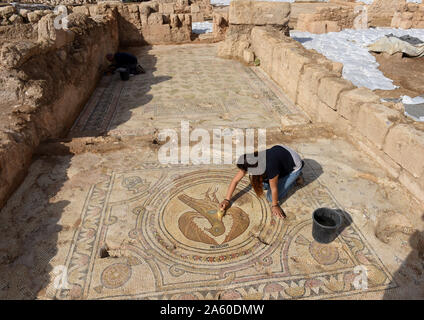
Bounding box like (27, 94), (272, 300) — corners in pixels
(271, 204), (287, 219)
(220, 199), (231, 211)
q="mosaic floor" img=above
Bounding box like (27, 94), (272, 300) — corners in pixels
(70, 44), (301, 137)
(0, 44), (423, 300)
(54, 163), (395, 300)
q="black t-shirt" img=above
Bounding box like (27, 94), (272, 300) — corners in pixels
(114, 52), (138, 67)
(263, 145), (297, 181)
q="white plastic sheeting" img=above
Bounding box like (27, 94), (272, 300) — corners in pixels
(291, 28), (424, 91)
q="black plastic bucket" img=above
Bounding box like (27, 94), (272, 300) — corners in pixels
(119, 70), (129, 81)
(312, 208), (342, 244)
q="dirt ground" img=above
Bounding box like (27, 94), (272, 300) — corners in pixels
(373, 52), (424, 99)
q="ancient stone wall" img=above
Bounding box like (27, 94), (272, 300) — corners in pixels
(191, 0), (213, 22)
(0, 4), (56, 26)
(1, 1), (195, 45)
(216, 0), (424, 201)
(212, 9), (228, 41)
(0, 0), (219, 208)
(246, 27), (424, 202)
(72, 2), (192, 45)
(218, 0), (290, 64)
(296, 5), (356, 33)
(295, 0), (407, 33)
(3, 0), (95, 5)
(0, 8), (119, 208)
(367, 0), (405, 27)
(391, 1), (424, 29)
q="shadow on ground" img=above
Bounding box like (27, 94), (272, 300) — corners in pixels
(282, 158), (323, 202)
(0, 45), (166, 299)
(383, 214), (424, 300)
(68, 45), (171, 138)
(0, 151), (71, 299)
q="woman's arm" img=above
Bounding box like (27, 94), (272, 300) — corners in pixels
(220, 169), (246, 209)
(269, 175), (280, 206)
(269, 175), (287, 219)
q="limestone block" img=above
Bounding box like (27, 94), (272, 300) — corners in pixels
(27, 11), (42, 24)
(383, 124), (424, 178)
(391, 12), (402, 27)
(357, 104), (399, 150)
(338, 87), (380, 123)
(331, 62), (343, 76)
(191, 12), (204, 23)
(295, 13), (314, 31)
(177, 0), (189, 7)
(38, 14), (75, 50)
(170, 14), (181, 28)
(316, 100), (339, 124)
(250, 27), (267, 50)
(179, 14), (191, 26)
(297, 65), (331, 111)
(191, 4), (200, 14)
(251, 28), (279, 74)
(73, 6), (90, 16)
(161, 3), (175, 14)
(400, 19), (413, 29)
(88, 5), (99, 17)
(229, 0), (290, 26)
(213, 12), (229, 36)
(307, 21), (326, 34)
(148, 13), (163, 25)
(414, 20), (424, 28)
(139, 3), (152, 16)
(19, 9), (29, 18)
(243, 48), (254, 64)
(0, 6), (15, 17)
(317, 77), (354, 110)
(403, 12), (414, 20)
(300, 94), (319, 121)
(278, 47), (312, 103)
(355, 137), (401, 179)
(143, 24), (172, 43)
(9, 14), (23, 24)
(128, 4), (140, 14)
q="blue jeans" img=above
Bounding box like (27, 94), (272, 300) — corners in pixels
(263, 168), (303, 203)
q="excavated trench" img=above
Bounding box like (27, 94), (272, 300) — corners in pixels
(0, 2), (424, 301)
(1, 41), (423, 300)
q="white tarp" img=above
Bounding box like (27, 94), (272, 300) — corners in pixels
(368, 35), (424, 57)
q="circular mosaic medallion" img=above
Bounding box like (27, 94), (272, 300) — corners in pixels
(309, 241), (339, 265)
(138, 170), (284, 270)
(101, 263), (132, 289)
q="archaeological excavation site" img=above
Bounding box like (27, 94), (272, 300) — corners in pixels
(0, 0), (424, 301)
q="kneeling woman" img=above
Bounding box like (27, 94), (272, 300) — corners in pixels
(220, 145), (304, 219)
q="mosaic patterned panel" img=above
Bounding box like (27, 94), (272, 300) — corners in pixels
(69, 45), (293, 136)
(56, 162), (396, 300)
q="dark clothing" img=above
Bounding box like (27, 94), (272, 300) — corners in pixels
(262, 145), (300, 182)
(114, 52), (138, 67)
(111, 52), (145, 75)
